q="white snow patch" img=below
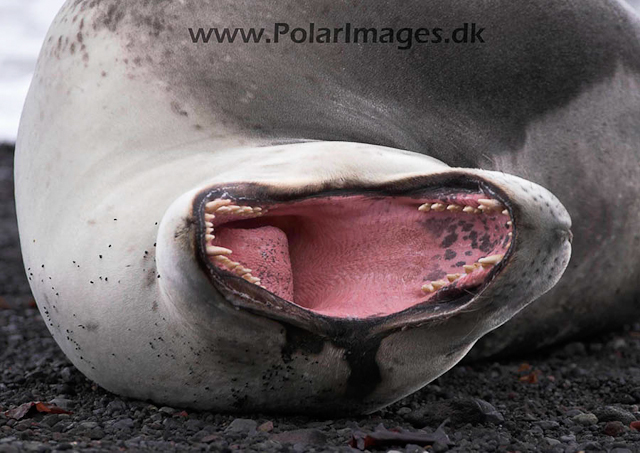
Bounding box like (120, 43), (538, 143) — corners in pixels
(0, 0), (66, 143)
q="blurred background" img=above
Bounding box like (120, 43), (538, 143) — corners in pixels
(1, 0), (66, 143)
(1, 0), (640, 142)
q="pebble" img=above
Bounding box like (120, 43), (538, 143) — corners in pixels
(573, 413), (598, 425)
(545, 437), (561, 446)
(106, 400), (127, 414)
(112, 418), (134, 430)
(535, 420), (560, 430)
(48, 397), (74, 410)
(224, 418), (257, 435)
(405, 397), (503, 427)
(258, 421), (274, 433)
(271, 429), (327, 446)
(603, 421), (626, 437)
(594, 406), (636, 425)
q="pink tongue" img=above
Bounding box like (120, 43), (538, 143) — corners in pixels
(215, 226), (294, 301)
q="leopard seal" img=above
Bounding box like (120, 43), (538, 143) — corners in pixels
(14, 0), (637, 414)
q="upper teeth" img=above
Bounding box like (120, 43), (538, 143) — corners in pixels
(206, 246), (232, 256)
(205, 199), (232, 212)
(206, 200), (266, 217)
(478, 254), (504, 266)
(204, 198), (266, 288)
(418, 198), (508, 216)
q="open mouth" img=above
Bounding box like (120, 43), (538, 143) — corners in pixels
(197, 180), (514, 319)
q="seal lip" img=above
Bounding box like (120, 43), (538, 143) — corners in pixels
(192, 172), (516, 335)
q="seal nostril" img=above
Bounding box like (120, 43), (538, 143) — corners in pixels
(555, 229), (573, 244)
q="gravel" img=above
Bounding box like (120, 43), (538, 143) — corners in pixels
(2, 142), (640, 452)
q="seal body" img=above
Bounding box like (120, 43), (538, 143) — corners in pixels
(14, 0), (638, 413)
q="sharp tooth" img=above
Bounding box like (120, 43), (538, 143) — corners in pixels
(478, 199), (504, 210)
(463, 206), (476, 214)
(478, 254), (504, 266)
(508, 231), (513, 237)
(446, 273), (460, 282)
(229, 205), (244, 213)
(506, 221), (512, 226)
(421, 284), (435, 294)
(502, 209), (509, 216)
(235, 267), (252, 276)
(205, 234), (215, 243)
(418, 203), (431, 212)
(474, 208), (482, 214)
(240, 207), (253, 214)
(204, 213), (215, 222)
(216, 206), (233, 214)
(206, 246), (233, 256)
(206, 199), (232, 212)
(247, 276), (261, 284)
(463, 265), (476, 274)
(205, 221), (214, 228)
(447, 205), (462, 212)
(432, 280), (447, 289)
(431, 203), (446, 212)
(205, 227), (213, 234)
(213, 255), (233, 265)
(253, 207), (263, 212)
(242, 273), (256, 282)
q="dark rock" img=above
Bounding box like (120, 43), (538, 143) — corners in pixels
(105, 400), (127, 414)
(89, 428), (105, 440)
(112, 418), (134, 430)
(405, 398), (503, 427)
(224, 418), (257, 435)
(594, 406), (636, 425)
(545, 437), (561, 447)
(59, 368), (73, 383)
(535, 420), (560, 430)
(561, 342), (587, 357)
(184, 419), (203, 432)
(603, 421), (626, 437)
(579, 441), (602, 451)
(272, 429), (327, 446)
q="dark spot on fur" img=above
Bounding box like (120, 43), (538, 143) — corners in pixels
(171, 101), (189, 117)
